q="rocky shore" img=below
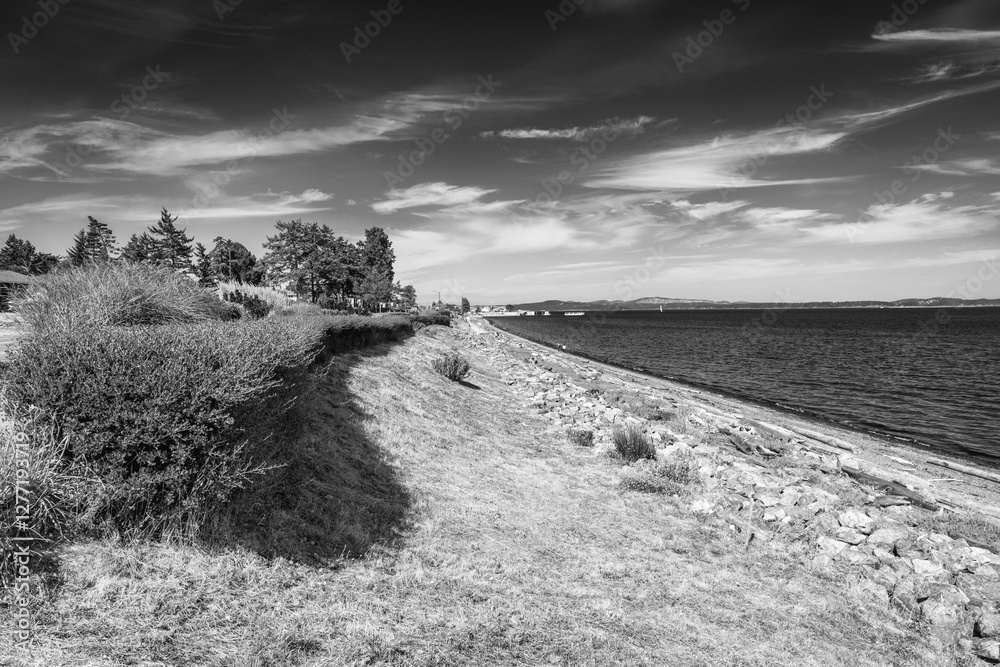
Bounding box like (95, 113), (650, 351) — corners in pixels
(465, 314), (1000, 662)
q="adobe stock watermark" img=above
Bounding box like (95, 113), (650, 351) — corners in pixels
(912, 254), (999, 342)
(177, 106), (295, 218)
(383, 75), (502, 189)
(739, 287), (796, 342)
(719, 84), (834, 202)
(673, 0), (751, 73)
(10, 424), (33, 648)
(842, 126), (959, 243)
(43, 65), (169, 181)
(213, 0), (244, 22)
(545, 0), (587, 31)
(340, 0), (413, 63)
(874, 0), (930, 35)
(525, 117), (632, 211)
(7, 0), (71, 54)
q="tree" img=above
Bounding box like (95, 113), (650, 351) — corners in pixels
(263, 219), (350, 303)
(358, 227), (395, 285)
(358, 268), (393, 312)
(461, 297), (470, 314)
(148, 208), (193, 269)
(120, 233), (158, 263)
(0, 234), (58, 275)
(66, 229), (88, 266)
(194, 243), (214, 286)
(395, 283), (417, 310)
(83, 216), (117, 262)
(207, 237), (264, 285)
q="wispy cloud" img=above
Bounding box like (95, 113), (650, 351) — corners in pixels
(372, 183), (498, 214)
(480, 116), (657, 141)
(905, 158), (1000, 177)
(873, 28), (1000, 43)
(585, 127), (846, 192)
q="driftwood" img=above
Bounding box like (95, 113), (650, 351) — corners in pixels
(841, 463), (941, 511)
(926, 458), (1000, 486)
(746, 419), (798, 441)
(786, 425), (857, 452)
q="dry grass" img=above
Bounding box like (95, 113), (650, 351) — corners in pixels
(3, 324), (950, 666)
(215, 280), (293, 310)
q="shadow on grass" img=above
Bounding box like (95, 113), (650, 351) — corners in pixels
(457, 379), (481, 390)
(211, 341), (413, 564)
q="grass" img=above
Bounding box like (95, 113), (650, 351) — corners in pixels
(15, 263), (230, 332)
(612, 422), (657, 462)
(3, 323), (949, 666)
(216, 280), (294, 311)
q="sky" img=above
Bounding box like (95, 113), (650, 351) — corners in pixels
(2, 0), (1000, 304)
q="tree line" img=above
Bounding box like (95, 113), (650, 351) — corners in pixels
(0, 208), (417, 311)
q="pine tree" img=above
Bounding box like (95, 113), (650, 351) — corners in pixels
(0, 234), (58, 275)
(67, 229), (88, 266)
(121, 233), (159, 263)
(148, 208), (193, 270)
(83, 216), (117, 262)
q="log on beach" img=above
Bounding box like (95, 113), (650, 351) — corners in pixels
(926, 458), (1000, 486)
(787, 425), (857, 452)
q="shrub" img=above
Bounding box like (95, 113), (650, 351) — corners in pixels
(432, 352), (471, 381)
(612, 423), (656, 462)
(15, 263), (229, 332)
(567, 428), (594, 447)
(216, 281), (291, 311)
(650, 456), (697, 486)
(414, 310), (451, 327)
(4, 318), (326, 535)
(223, 289), (273, 319)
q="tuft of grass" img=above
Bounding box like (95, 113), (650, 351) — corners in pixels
(650, 455), (697, 486)
(567, 428), (594, 447)
(432, 352), (471, 381)
(612, 423), (656, 462)
(15, 263), (230, 333)
(618, 471), (683, 495)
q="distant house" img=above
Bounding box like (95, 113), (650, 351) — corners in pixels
(0, 270), (31, 311)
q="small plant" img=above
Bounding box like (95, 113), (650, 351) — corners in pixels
(650, 457), (696, 486)
(223, 289), (272, 319)
(612, 423), (656, 462)
(618, 472), (683, 496)
(432, 352), (471, 381)
(567, 428), (594, 447)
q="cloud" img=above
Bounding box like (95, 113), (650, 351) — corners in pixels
(906, 158), (1000, 177)
(838, 80), (1000, 127)
(873, 28), (1000, 43)
(480, 116), (657, 141)
(827, 201), (999, 245)
(585, 127), (846, 192)
(672, 200), (749, 220)
(372, 183), (498, 214)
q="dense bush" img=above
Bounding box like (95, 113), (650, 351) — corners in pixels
(216, 280), (291, 311)
(612, 423), (656, 462)
(567, 428), (594, 447)
(432, 352), (471, 381)
(414, 310), (451, 327)
(15, 263), (230, 332)
(4, 318), (325, 534)
(223, 289), (273, 319)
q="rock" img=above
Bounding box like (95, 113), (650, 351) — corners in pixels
(811, 512), (841, 535)
(756, 494), (782, 508)
(867, 527), (909, 550)
(838, 509), (875, 534)
(840, 546), (880, 566)
(955, 574), (1000, 611)
(978, 613), (1000, 639)
(912, 559), (947, 576)
(891, 578), (919, 617)
(972, 639), (1000, 663)
(835, 527), (866, 545)
(894, 539), (925, 560)
(817, 536), (850, 557)
(690, 498), (715, 515)
(920, 598), (966, 644)
(872, 547), (896, 563)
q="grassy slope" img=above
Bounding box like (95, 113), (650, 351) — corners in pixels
(5, 323), (950, 666)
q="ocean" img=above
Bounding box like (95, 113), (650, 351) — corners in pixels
(486, 308), (1000, 463)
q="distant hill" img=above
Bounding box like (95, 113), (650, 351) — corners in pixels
(499, 296), (1000, 311)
